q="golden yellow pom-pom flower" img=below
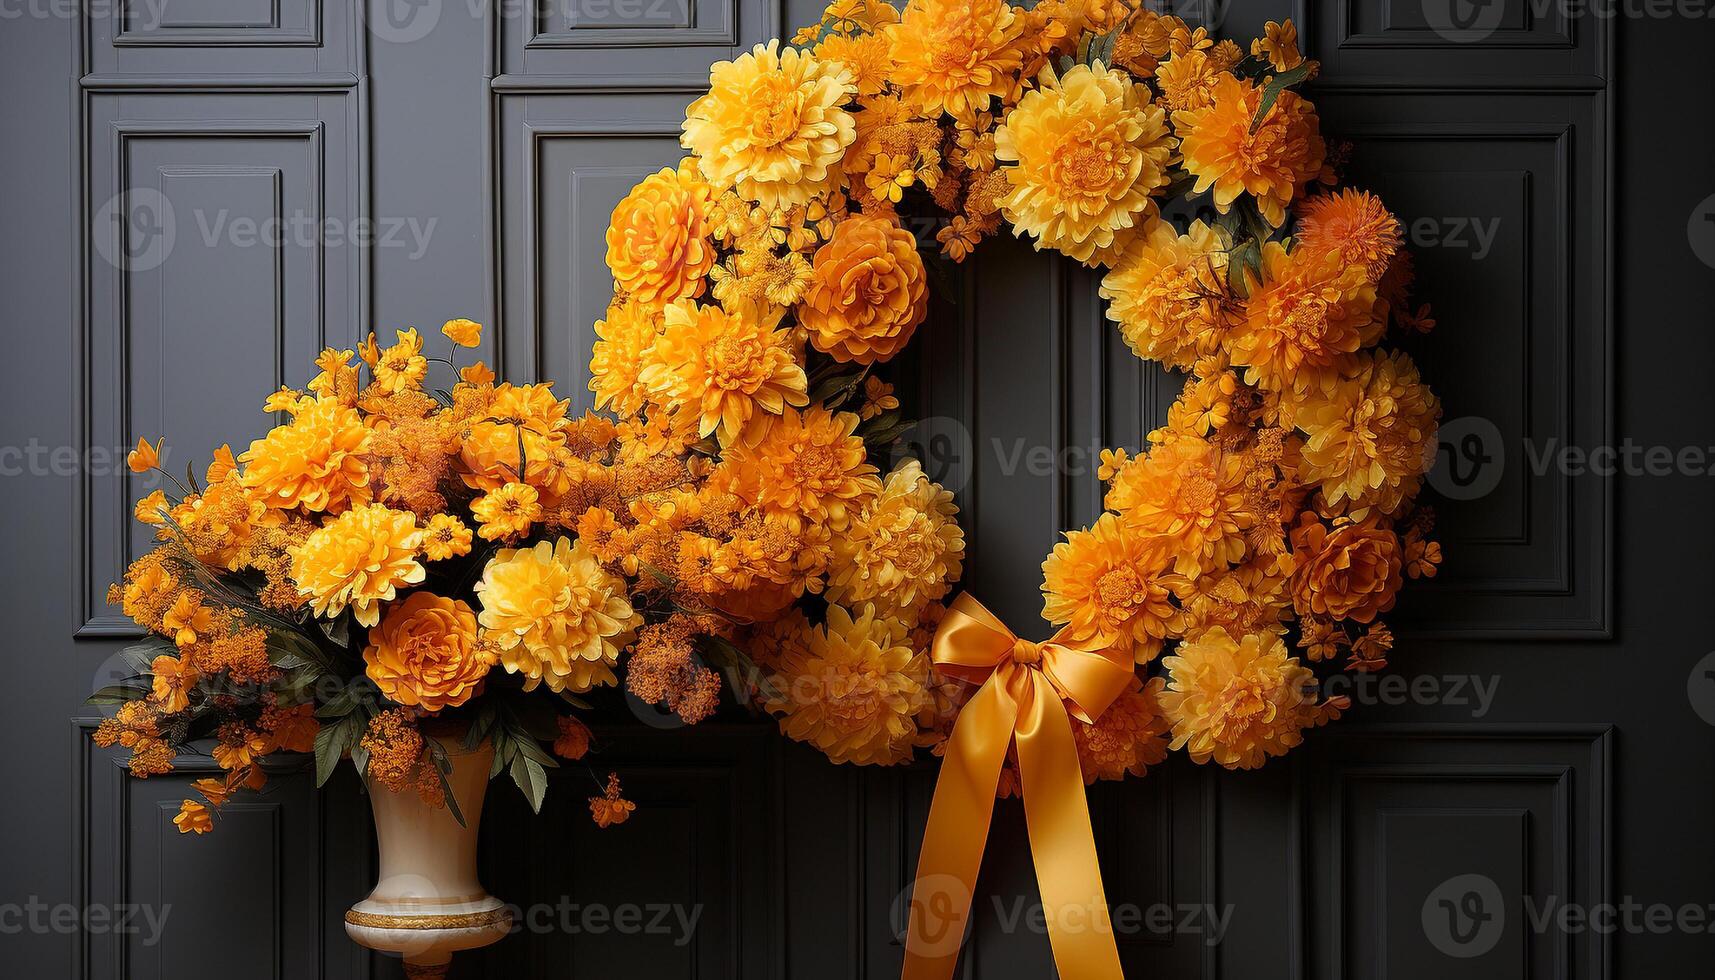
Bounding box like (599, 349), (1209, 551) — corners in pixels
(1287, 513), (1403, 624)
(1227, 242), (1382, 398)
(798, 213), (928, 365)
(1174, 74), (1325, 226)
(682, 41), (857, 209)
(814, 31), (893, 98)
(240, 398), (373, 513)
(458, 382), (571, 493)
(827, 459), (964, 618)
(472, 482), (543, 541)
(474, 537), (641, 694)
(1072, 676), (1171, 783)
(764, 604), (929, 765)
(1105, 433), (1253, 575)
(421, 513), (473, 561)
(721, 406), (880, 531)
(640, 299), (809, 444)
(994, 63), (1174, 265)
(289, 504), (425, 627)
(1293, 188), (1403, 283)
(1153, 49), (1224, 113)
(362, 592), (492, 713)
(1100, 218), (1231, 371)
(1159, 627), (1339, 769)
(605, 165), (717, 310)
(1041, 512), (1178, 662)
(1295, 350), (1441, 516)
(886, 0), (1024, 116)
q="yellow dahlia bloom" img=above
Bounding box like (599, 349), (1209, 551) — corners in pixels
(589, 299), (663, 418)
(1295, 350), (1440, 516)
(1294, 189), (1402, 283)
(827, 459), (964, 618)
(1174, 74), (1325, 226)
(798, 213), (928, 365)
(1153, 49), (1224, 113)
(474, 537), (641, 694)
(362, 592), (492, 713)
(994, 63), (1174, 266)
(639, 299), (809, 445)
(886, 0), (1024, 116)
(1073, 675), (1171, 783)
(458, 383), (571, 493)
(241, 398), (373, 513)
(682, 42), (857, 209)
(1227, 242), (1382, 398)
(1041, 513), (1178, 662)
(763, 603), (929, 765)
(1105, 432), (1253, 575)
(721, 407), (880, 531)
(1100, 218), (1231, 370)
(1159, 627), (1337, 769)
(814, 31), (893, 98)
(605, 164), (717, 310)
(289, 504), (425, 627)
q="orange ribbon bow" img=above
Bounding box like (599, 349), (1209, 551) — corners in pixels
(902, 593), (1136, 980)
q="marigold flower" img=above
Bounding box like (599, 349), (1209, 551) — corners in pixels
(475, 537), (642, 694)
(886, 0), (1024, 116)
(640, 300), (809, 444)
(721, 407), (880, 531)
(1159, 627), (1341, 769)
(374, 327), (428, 393)
(1105, 433), (1254, 575)
(472, 482), (543, 541)
(174, 800), (213, 834)
(362, 592), (491, 713)
(828, 459), (963, 618)
(289, 504), (425, 627)
(1042, 513), (1177, 661)
(814, 31), (893, 98)
(458, 383), (572, 494)
(1153, 49), (1223, 113)
(995, 63), (1174, 265)
(799, 213), (928, 364)
(606, 165), (718, 310)
(1228, 242), (1382, 398)
(1174, 74), (1325, 226)
(240, 398), (373, 513)
(1073, 676), (1171, 783)
(764, 604), (929, 765)
(421, 513), (473, 561)
(1287, 513), (1403, 624)
(1252, 19), (1303, 71)
(1295, 350), (1441, 516)
(149, 654), (199, 714)
(682, 42), (857, 209)
(461, 361), (496, 385)
(161, 592), (214, 647)
(1100, 218), (1231, 370)
(441, 318), (482, 348)
(590, 772), (636, 827)
(1293, 188), (1402, 283)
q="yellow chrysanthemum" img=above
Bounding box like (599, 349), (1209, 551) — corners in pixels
(1073, 676), (1171, 783)
(1228, 242), (1382, 398)
(1295, 350), (1441, 516)
(289, 504), (425, 627)
(721, 407), (880, 531)
(1041, 512), (1178, 662)
(240, 398), (373, 513)
(1105, 432), (1253, 575)
(471, 482), (543, 541)
(1153, 49), (1223, 113)
(827, 459), (964, 618)
(474, 537), (641, 694)
(1099, 218), (1231, 370)
(763, 604), (929, 765)
(605, 164), (717, 310)
(1174, 74), (1325, 226)
(994, 63), (1174, 266)
(421, 513), (473, 561)
(682, 41), (857, 209)
(374, 327), (428, 393)
(814, 31), (894, 98)
(639, 299), (809, 445)
(886, 0), (1024, 116)
(589, 299), (663, 418)
(1159, 627), (1340, 769)
(1293, 188), (1402, 283)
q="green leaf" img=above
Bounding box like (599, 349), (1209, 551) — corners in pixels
(317, 614), (350, 650)
(509, 753), (548, 814)
(1250, 61), (1315, 135)
(462, 702), (498, 752)
(86, 684), (152, 706)
(313, 713), (362, 788)
(425, 738), (468, 828)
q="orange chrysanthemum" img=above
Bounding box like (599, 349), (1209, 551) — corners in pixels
(886, 0), (1025, 116)
(640, 300), (809, 444)
(1072, 676), (1171, 783)
(605, 164), (718, 310)
(1159, 627), (1341, 769)
(1100, 218), (1231, 370)
(458, 383), (571, 494)
(362, 592), (492, 713)
(814, 31), (894, 98)
(289, 504), (425, 627)
(827, 459), (964, 618)
(1174, 74), (1325, 226)
(798, 213), (928, 364)
(240, 398), (373, 513)
(589, 299), (663, 418)
(995, 63), (1174, 265)
(720, 407), (880, 531)
(1295, 350), (1441, 516)
(1287, 513), (1403, 624)
(1294, 188), (1402, 283)
(682, 41), (857, 209)
(1105, 433), (1253, 575)
(475, 537), (642, 694)
(1227, 242), (1382, 398)
(763, 604), (929, 765)
(1041, 512), (1178, 662)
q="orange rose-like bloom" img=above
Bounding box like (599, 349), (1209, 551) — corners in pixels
(1288, 514), (1403, 624)
(606, 165), (717, 310)
(1174, 74), (1325, 227)
(458, 383), (571, 493)
(241, 398), (373, 513)
(886, 0), (1025, 116)
(362, 592), (491, 713)
(799, 214), (928, 365)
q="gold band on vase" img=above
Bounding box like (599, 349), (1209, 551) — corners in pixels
(344, 907), (512, 931)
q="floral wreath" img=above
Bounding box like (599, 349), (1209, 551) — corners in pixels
(90, 2), (1441, 973)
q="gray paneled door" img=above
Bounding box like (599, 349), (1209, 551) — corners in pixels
(3, 1), (1714, 978)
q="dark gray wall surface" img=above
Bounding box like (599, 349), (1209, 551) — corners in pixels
(3, 1), (1714, 977)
